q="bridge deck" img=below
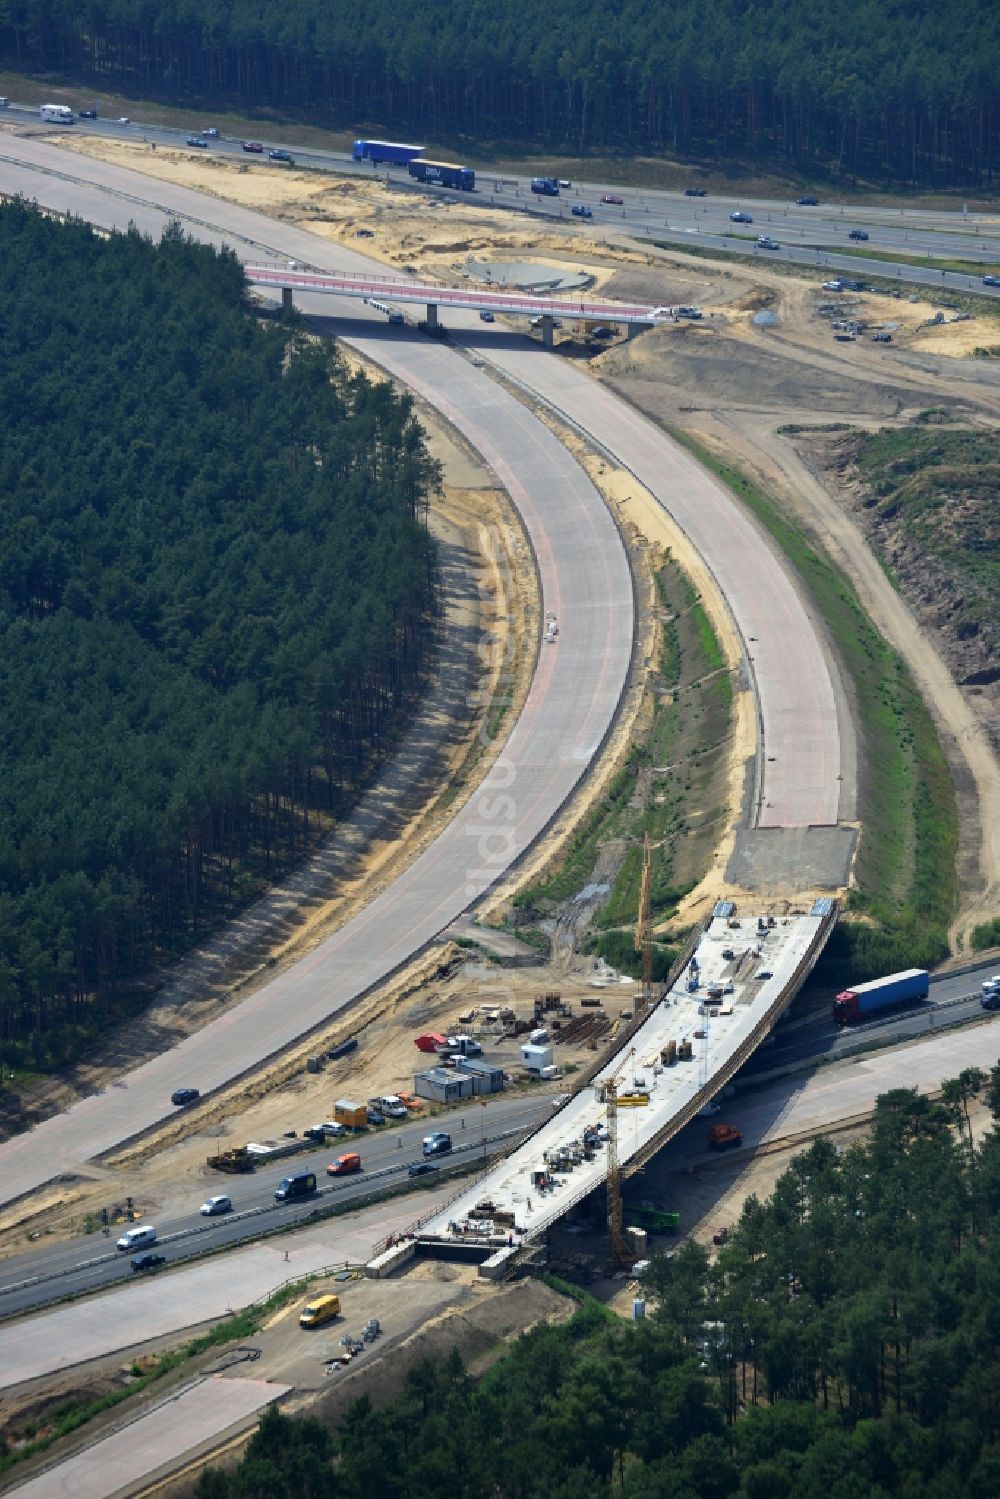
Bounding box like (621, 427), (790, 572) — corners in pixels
(245, 263), (665, 324)
(416, 905), (835, 1249)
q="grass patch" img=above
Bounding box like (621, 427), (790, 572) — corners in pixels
(971, 919), (1000, 952)
(832, 243), (998, 277)
(665, 425), (957, 982)
(514, 552), (731, 958)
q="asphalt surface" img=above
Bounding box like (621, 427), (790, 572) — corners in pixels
(6, 101), (1000, 297)
(0, 1094), (546, 1315)
(0, 138), (634, 1209)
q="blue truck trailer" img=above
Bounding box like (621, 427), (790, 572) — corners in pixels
(353, 139), (425, 165)
(833, 968), (929, 1024)
(530, 176), (560, 195)
(407, 159), (475, 191)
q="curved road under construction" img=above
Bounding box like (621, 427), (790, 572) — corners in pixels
(0, 137), (850, 1220)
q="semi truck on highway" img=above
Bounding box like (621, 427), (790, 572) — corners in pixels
(833, 968), (929, 1024)
(352, 139), (424, 165)
(407, 159), (475, 191)
(530, 177), (560, 196)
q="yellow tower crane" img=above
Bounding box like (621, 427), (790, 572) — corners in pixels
(600, 1048), (637, 1264)
(634, 832), (652, 1011)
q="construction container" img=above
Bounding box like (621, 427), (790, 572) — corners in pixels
(678, 1039), (694, 1061)
(520, 1043), (554, 1072)
(334, 1099), (368, 1130)
(414, 1032), (447, 1053)
(661, 1041), (678, 1065)
(632, 1298), (646, 1321)
(626, 1226), (648, 1255)
(456, 1058), (504, 1093)
(328, 1037), (359, 1061)
(414, 1067), (475, 1104)
(306, 1055), (322, 1073)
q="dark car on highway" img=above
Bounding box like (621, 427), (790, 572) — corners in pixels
(571, 203), (593, 218)
(684, 187), (707, 196)
(408, 1161), (438, 1177)
(242, 140), (264, 153)
(171, 1087), (200, 1106)
(983, 274), (1000, 287)
(849, 228), (869, 240)
(796, 195), (819, 205)
(729, 210), (753, 223)
(131, 1252), (166, 1272)
(268, 148), (294, 163)
(186, 136), (208, 148)
(79, 108), (98, 119)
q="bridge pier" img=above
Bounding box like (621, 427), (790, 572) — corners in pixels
(281, 287), (294, 317)
(541, 314), (555, 349)
(626, 321), (652, 341)
(426, 302), (438, 330)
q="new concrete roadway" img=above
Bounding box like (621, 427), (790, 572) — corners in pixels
(0, 137), (844, 1212)
(0, 136), (633, 1207)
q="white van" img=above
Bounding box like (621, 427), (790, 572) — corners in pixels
(116, 1224), (157, 1251)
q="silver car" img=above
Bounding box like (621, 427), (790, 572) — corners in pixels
(200, 1194), (232, 1216)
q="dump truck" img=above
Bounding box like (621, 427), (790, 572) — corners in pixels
(207, 1147), (255, 1174)
(833, 968), (929, 1025)
(707, 1123), (742, 1149)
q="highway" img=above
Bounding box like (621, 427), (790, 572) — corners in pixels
(0, 1095), (546, 1316)
(0, 137), (637, 1209)
(0, 128), (851, 1210)
(5, 100), (1000, 297)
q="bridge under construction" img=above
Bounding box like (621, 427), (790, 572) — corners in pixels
(369, 899), (837, 1278)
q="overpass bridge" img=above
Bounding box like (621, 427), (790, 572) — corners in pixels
(402, 899), (837, 1275)
(244, 262), (672, 344)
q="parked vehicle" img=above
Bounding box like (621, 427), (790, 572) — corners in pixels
(479, 310), (495, 322)
(571, 203), (593, 218)
(423, 1131), (452, 1157)
(352, 139), (425, 165)
(849, 228), (869, 240)
(117, 1224), (158, 1251)
(367, 1108), (386, 1125)
(327, 1152), (362, 1176)
(200, 1195), (232, 1216)
(601, 193), (624, 205)
(872, 332), (893, 342)
(299, 1294), (340, 1327)
(131, 1252), (166, 1272)
(833, 968), (929, 1024)
(729, 210), (753, 223)
(707, 1124), (742, 1149)
(171, 1087), (200, 1106)
(712, 1226), (730, 1245)
(530, 176), (560, 196)
(274, 1171), (317, 1202)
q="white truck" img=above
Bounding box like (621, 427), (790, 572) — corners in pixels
(40, 103), (75, 123)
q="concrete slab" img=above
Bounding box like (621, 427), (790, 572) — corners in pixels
(8, 1376), (288, 1498)
(727, 826), (857, 889)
